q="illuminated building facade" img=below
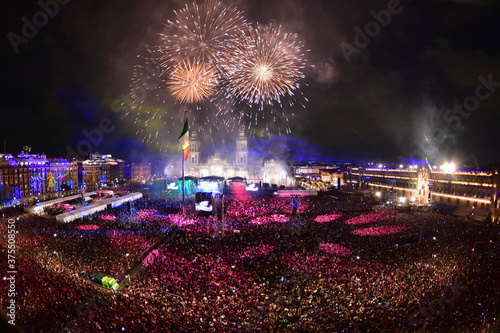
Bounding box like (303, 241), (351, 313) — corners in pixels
(185, 129), (295, 187)
(130, 163), (152, 183)
(0, 149), (129, 205)
(347, 165), (500, 211)
(428, 170), (498, 210)
(78, 153), (127, 189)
(49, 158), (78, 193)
(0, 148), (78, 202)
(0, 153), (38, 201)
(293, 163), (345, 186)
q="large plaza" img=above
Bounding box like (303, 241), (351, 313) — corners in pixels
(1, 191), (498, 332)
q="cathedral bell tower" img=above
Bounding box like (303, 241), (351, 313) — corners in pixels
(235, 128), (247, 166)
(188, 131), (200, 165)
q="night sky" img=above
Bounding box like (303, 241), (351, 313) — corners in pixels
(2, 0), (500, 165)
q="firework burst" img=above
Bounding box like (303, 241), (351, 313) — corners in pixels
(168, 59), (219, 104)
(128, 50), (231, 150)
(225, 23), (307, 107)
(128, 1), (308, 151)
(158, 0), (247, 72)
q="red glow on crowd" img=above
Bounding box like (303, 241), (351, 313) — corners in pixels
(232, 182), (250, 201)
(76, 224), (101, 230)
(227, 197), (308, 217)
(345, 210), (399, 225)
(314, 213), (342, 223)
(99, 214), (117, 221)
(319, 243), (352, 257)
(132, 209), (158, 220)
(168, 213), (197, 227)
(3, 192), (495, 333)
(249, 214), (288, 225)
(352, 225), (409, 236)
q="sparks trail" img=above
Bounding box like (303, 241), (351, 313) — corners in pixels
(158, 0), (247, 73)
(128, 0), (308, 150)
(225, 23), (307, 107)
(168, 59), (219, 104)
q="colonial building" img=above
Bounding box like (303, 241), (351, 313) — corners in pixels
(0, 148), (76, 202)
(0, 149), (128, 204)
(78, 153), (127, 190)
(185, 130), (295, 187)
(293, 163), (345, 186)
(346, 165), (500, 219)
(0, 153), (36, 200)
(49, 158), (78, 193)
(130, 163), (152, 183)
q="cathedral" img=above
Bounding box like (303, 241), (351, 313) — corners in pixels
(185, 129), (295, 187)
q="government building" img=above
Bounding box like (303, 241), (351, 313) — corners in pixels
(184, 129), (295, 188)
(0, 147), (127, 205)
(346, 164), (500, 221)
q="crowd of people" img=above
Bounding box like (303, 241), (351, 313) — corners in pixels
(0, 192), (498, 332)
(314, 213), (342, 223)
(318, 243), (352, 256)
(344, 210), (399, 225)
(0, 205), (162, 331)
(351, 225), (410, 236)
(226, 196), (309, 218)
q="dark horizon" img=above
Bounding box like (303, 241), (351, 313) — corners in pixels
(2, 0), (500, 165)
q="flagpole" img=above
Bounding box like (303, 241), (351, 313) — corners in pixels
(182, 112), (187, 216)
(182, 150), (185, 216)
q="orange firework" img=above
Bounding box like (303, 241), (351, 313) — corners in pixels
(167, 59), (219, 104)
(129, 0), (308, 145)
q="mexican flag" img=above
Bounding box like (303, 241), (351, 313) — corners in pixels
(179, 118), (189, 161)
